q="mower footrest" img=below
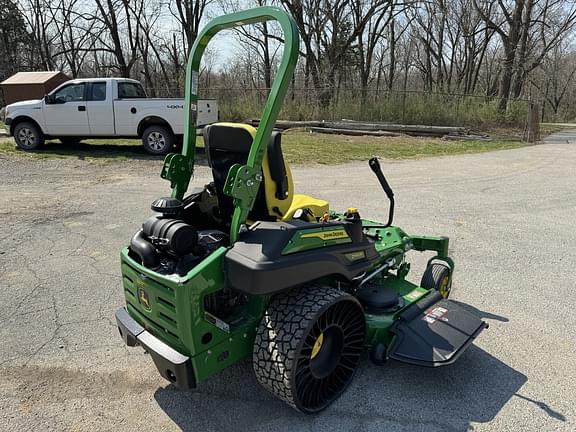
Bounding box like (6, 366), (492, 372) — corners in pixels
(388, 292), (487, 367)
(115, 307), (196, 389)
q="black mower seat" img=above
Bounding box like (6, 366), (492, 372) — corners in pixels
(203, 123), (329, 221)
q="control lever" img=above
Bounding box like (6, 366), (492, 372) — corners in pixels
(368, 157), (395, 227)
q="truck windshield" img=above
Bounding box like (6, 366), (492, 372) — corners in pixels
(118, 82), (147, 99)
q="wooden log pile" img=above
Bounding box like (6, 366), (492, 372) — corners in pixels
(307, 127), (399, 137)
(247, 118), (489, 140)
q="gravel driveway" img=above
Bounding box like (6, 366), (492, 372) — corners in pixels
(1, 136), (575, 431)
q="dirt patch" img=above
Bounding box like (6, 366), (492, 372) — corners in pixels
(1, 365), (155, 404)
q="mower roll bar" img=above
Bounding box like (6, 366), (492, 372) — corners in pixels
(161, 6), (300, 241)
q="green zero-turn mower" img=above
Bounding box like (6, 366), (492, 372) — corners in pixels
(115, 6), (488, 413)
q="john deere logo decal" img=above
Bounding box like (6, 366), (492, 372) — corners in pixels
(136, 279), (151, 311)
(301, 229), (349, 241)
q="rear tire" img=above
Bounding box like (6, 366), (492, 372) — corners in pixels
(13, 122), (44, 150)
(253, 286), (365, 413)
(421, 263), (452, 298)
(142, 125), (174, 155)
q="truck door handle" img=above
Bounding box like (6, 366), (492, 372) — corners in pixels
(78, 106), (86, 112)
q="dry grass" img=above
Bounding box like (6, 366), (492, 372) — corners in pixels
(540, 123), (576, 137)
(0, 131), (527, 164)
(280, 131), (525, 164)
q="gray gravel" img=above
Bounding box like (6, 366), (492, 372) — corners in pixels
(1, 135), (575, 431)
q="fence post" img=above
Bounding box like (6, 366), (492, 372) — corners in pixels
(401, 91), (406, 124)
(525, 101), (540, 143)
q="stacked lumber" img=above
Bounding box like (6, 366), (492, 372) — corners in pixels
(246, 118), (482, 139)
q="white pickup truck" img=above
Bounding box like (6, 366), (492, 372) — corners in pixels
(4, 78), (218, 155)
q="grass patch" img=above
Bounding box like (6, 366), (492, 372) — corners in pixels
(0, 136), (205, 163)
(209, 89), (530, 132)
(540, 122), (576, 127)
(0, 137), (146, 162)
(540, 123), (576, 138)
(540, 125), (566, 137)
(1, 132), (525, 165)
(281, 131), (526, 164)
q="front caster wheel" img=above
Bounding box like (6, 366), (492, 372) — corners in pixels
(421, 263), (452, 298)
(253, 286), (365, 413)
(369, 343), (387, 365)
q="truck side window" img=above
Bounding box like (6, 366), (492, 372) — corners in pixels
(90, 82), (107, 101)
(118, 82), (146, 99)
(53, 83), (85, 103)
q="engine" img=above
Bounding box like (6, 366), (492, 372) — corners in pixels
(128, 195), (229, 276)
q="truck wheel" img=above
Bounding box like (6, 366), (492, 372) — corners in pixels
(142, 125), (174, 155)
(13, 122), (45, 150)
(421, 263), (452, 298)
(253, 286), (365, 413)
(174, 135), (184, 151)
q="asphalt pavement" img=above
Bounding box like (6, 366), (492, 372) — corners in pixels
(1, 132), (575, 431)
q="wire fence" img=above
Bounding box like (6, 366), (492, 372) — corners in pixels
(199, 87), (537, 140)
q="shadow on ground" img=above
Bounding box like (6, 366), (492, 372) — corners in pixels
(152, 345), (551, 431)
(41, 140), (159, 160)
(7, 139), (208, 163)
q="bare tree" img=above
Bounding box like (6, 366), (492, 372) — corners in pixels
(0, 0), (35, 103)
(46, 0), (97, 77)
(531, 41), (576, 118)
(7, 0), (576, 122)
(88, 0), (144, 77)
(354, 0), (405, 99)
(19, 0), (58, 70)
(474, 0), (576, 111)
(170, 0), (215, 54)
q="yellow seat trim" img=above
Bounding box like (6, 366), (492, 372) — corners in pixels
(283, 194), (329, 221)
(207, 122), (328, 221)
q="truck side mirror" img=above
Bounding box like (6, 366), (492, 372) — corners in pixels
(44, 94), (55, 104)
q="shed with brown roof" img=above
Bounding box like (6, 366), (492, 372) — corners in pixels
(1, 71), (70, 105)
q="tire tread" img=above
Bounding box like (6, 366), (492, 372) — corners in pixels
(252, 286), (356, 411)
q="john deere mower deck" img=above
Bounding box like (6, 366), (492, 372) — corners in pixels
(115, 6), (487, 413)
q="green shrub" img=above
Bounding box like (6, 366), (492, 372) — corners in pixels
(203, 88), (528, 133)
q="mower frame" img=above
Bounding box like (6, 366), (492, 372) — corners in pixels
(116, 6), (485, 411)
(161, 7), (299, 242)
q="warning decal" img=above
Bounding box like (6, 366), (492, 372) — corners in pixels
(423, 306), (449, 324)
(405, 289), (422, 301)
(205, 311), (230, 333)
(191, 71), (198, 95)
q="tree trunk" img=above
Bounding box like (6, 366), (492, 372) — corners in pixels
(497, 0), (526, 112)
(261, 21), (272, 89)
(498, 45), (516, 112)
(511, 0), (534, 98)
